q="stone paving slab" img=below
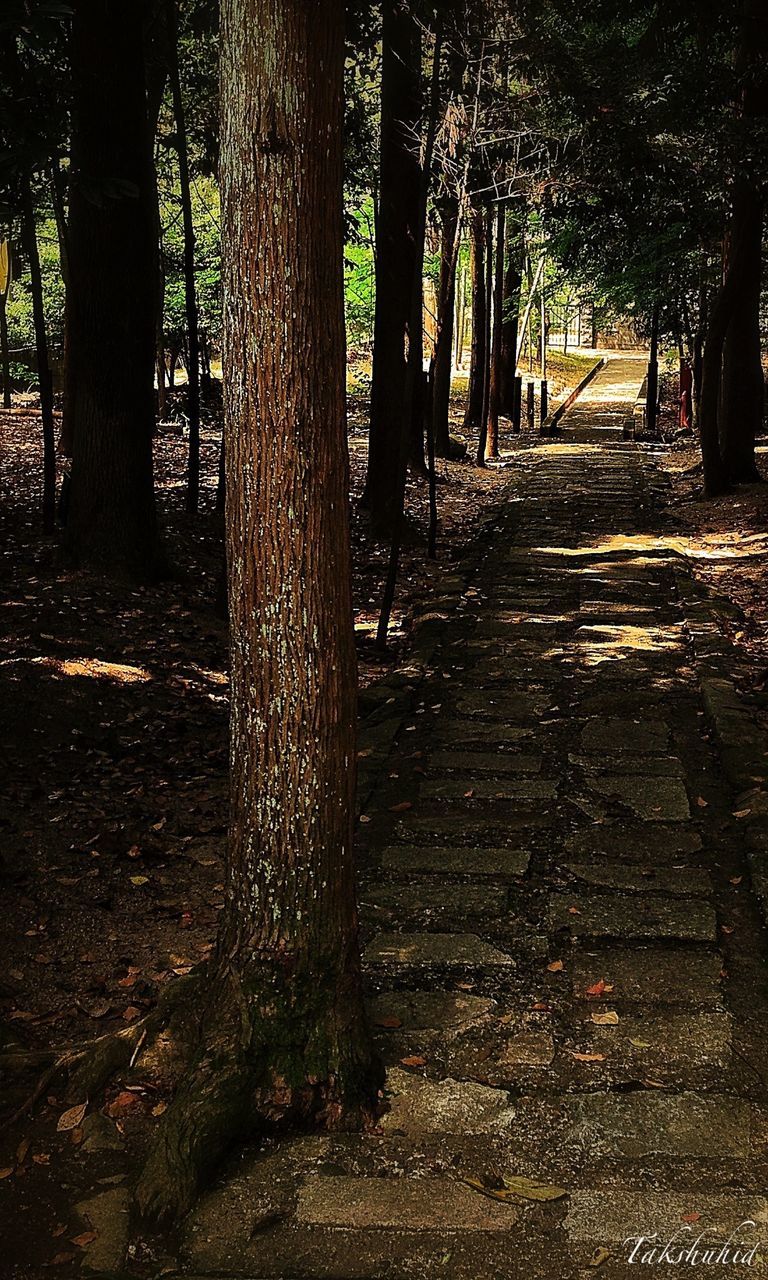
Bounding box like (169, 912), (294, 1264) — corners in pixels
(586, 775), (691, 821)
(570, 946), (723, 1005)
(431, 719), (534, 746)
(419, 777), (557, 802)
(382, 844), (530, 878)
(381, 1068), (516, 1135)
(364, 932), (516, 969)
(360, 880), (507, 919)
(549, 891), (717, 941)
(393, 814), (549, 843)
(295, 1175), (518, 1231)
(570, 1011), (732, 1072)
(562, 861), (712, 898)
(562, 1092), (751, 1159)
(570, 752), (685, 777)
(564, 825), (703, 859)
(566, 1187), (768, 1243)
(367, 990), (496, 1032)
(429, 749), (544, 774)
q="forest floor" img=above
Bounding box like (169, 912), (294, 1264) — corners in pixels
(3, 352), (768, 1276)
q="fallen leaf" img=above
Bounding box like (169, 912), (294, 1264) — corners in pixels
(57, 1102), (87, 1132)
(696, 796), (708, 808)
(71, 1231), (97, 1248)
(629, 1037), (652, 1048)
(388, 801), (412, 813)
(547, 960), (564, 973)
(49, 1252), (77, 1266)
(16, 1138), (30, 1164)
(150, 1101), (168, 1117)
(730, 876), (743, 886)
(567, 906), (581, 915)
(32, 1153), (50, 1165)
(501, 1174), (568, 1202)
(399, 1055), (426, 1067)
(105, 1091), (141, 1116)
(590, 1010), (619, 1026)
(585, 979), (613, 998)
(721, 925), (735, 936)
(373, 1015), (402, 1028)
(589, 1246), (611, 1268)
(643, 1077), (665, 1088)
(569, 1051), (606, 1063)
(681, 1212), (701, 1224)
(129, 875), (149, 886)
(733, 808), (752, 819)
(359, 814), (371, 824)
(0, 1167), (14, 1180)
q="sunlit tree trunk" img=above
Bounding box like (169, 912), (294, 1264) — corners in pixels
(432, 199), (459, 457)
(499, 211), (523, 416)
(135, 0), (379, 1225)
(485, 202), (505, 458)
(464, 206), (486, 430)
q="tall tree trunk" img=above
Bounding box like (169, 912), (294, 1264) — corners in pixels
(463, 205), (486, 430)
(362, 0), (422, 532)
(64, 0), (161, 576)
(432, 200), (459, 458)
(136, 0), (379, 1225)
(21, 179), (56, 534)
(167, 0), (202, 511)
(475, 205), (494, 465)
(499, 211), (523, 416)
(646, 293), (660, 435)
(0, 241), (11, 409)
(721, 183), (763, 482)
(485, 201), (505, 459)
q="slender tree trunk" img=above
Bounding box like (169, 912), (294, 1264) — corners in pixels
(362, 0), (422, 532)
(699, 248), (747, 496)
(64, 0), (162, 576)
(475, 205), (494, 465)
(485, 201), (505, 459)
(21, 180), (56, 534)
(646, 293), (660, 435)
(0, 280), (10, 410)
(167, 0), (202, 512)
(721, 183), (763, 482)
(136, 0), (379, 1225)
(463, 206), (486, 430)
(499, 212), (523, 416)
(432, 200), (459, 458)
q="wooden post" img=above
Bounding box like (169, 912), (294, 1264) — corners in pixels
(646, 293), (660, 434)
(512, 374), (522, 434)
(526, 379), (535, 431)
(540, 378), (548, 429)
(540, 288), (546, 377)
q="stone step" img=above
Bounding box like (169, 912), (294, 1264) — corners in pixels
(428, 749), (543, 775)
(548, 891), (717, 942)
(585, 774), (691, 821)
(570, 945), (723, 1006)
(419, 777), (557, 803)
(380, 1068), (516, 1135)
(566, 1010), (732, 1073)
(382, 845), (530, 878)
(561, 1091), (751, 1159)
(562, 861), (712, 898)
(296, 1175), (519, 1231)
(364, 931), (516, 971)
(360, 880), (507, 920)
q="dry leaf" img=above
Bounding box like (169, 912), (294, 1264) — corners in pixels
(16, 1138), (30, 1164)
(681, 1212), (701, 1224)
(629, 1037), (651, 1048)
(730, 876), (743, 886)
(0, 1167), (14, 1180)
(721, 925), (734, 936)
(388, 801), (412, 813)
(695, 796), (708, 808)
(569, 1051), (606, 1063)
(373, 1014), (402, 1028)
(733, 808), (752, 819)
(567, 906), (581, 915)
(400, 1055), (426, 1067)
(151, 1101), (168, 1117)
(71, 1231), (97, 1248)
(643, 1077), (665, 1088)
(590, 1010), (619, 1026)
(547, 960), (564, 973)
(589, 1246), (611, 1268)
(49, 1252), (77, 1266)
(129, 875), (149, 886)
(57, 1101), (87, 1132)
(585, 979), (613, 998)
(462, 1175), (567, 1204)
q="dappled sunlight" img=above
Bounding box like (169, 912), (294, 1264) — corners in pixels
(531, 531), (768, 564)
(4, 655), (153, 683)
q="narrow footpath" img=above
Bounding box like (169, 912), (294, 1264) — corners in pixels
(181, 356), (768, 1280)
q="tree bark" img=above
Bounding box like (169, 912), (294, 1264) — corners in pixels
(646, 293), (660, 435)
(499, 212), (523, 416)
(721, 182), (764, 482)
(463, 206), (486, 430)
(475, 205), (494, 465)
(432, 200), (459, 458)
(167, 0), (202, 511)
(0, 244), (11, 409)
(64, 0), (162, 576)
(362, 0), (422, 532)
(135, 0), (379, 1224)
(485, 201), (505, 459)
(21, 179), (56, 534)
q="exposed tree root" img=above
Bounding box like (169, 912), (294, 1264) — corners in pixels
(134, 967), (383, 1225)
(0, 974), (201, 1132)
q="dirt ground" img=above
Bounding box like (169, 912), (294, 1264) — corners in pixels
(0, 384), (514, 1276)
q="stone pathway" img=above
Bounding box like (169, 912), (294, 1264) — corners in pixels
(180, 357), (768, 1279)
